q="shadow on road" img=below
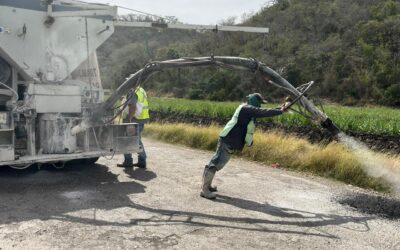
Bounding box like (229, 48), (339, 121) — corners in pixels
(214, 195), (306, 218)
(0, 163), (148, 224)
(123, 167), (157, 182)
(125, 194), (372, 239)
(0, 164), (374, 240)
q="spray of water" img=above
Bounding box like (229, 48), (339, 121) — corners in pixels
(338, 132), (400, 192)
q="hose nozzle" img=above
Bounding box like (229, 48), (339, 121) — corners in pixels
(321, 118), (340, 136)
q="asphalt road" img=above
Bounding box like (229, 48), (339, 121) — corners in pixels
(0, 138), (399, 249)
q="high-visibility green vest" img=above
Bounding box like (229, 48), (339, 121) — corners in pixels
(135, 87), (150, 121)
(219, 104), (255, 146)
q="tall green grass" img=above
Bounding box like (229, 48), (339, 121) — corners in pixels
(150, 97), (400, 136)
(144, 123), (391, 191)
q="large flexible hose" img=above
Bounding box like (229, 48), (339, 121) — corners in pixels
(71, 56), (340, 135)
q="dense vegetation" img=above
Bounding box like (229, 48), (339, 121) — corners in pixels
(150, 97), (400, 136)
(98, 0), (400, 106)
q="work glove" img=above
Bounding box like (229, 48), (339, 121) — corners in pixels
(280, 102), (291, 112)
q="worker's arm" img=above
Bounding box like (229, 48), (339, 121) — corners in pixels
(127, 92), (138, 122)
(128, 104), (135, 122)
(242, 105), (283, 118)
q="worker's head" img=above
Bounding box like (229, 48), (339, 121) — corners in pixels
(247, 93), (268, 108)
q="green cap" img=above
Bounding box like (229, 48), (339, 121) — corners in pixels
(247, 93), (268, 108)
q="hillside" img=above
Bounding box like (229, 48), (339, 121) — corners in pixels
(98, 0), (400, 106)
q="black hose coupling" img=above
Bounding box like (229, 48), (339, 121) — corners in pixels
(249, 58), (260, 73)
(321, 118), (341, 136)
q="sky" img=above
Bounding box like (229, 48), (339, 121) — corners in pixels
(83, 0), (270, 25)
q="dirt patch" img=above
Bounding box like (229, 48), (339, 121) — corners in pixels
(337, 192), (400, 220)
(150, 110), (400, 154)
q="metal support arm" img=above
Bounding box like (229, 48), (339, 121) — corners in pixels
(115, 21), (269, 34)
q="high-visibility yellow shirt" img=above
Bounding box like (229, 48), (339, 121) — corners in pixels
(135, 87), (150, 121)
(114, 87), (150, 124)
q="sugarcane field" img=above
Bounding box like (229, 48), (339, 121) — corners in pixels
(0, 0), (399, 249)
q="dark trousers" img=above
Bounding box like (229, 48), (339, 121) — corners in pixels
(124, 123), (146, 163)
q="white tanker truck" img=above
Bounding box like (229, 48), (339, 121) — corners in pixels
(0, 0), (339, 168)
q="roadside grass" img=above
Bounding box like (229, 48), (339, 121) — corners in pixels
(150, 97), (400, 136)
(143, 123), (392, 192)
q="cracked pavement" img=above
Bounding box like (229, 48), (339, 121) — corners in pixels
(0, 138), (399, 249)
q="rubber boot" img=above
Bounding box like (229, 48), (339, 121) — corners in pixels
(206, 165), (217, 192)
(200, 167), (217, 199)
(209, 185), (217, 193)
(133, 158), (146, 169)
(117, 160), (133, 168)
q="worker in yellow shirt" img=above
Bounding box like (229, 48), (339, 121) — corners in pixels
(117, 86), (150, 168)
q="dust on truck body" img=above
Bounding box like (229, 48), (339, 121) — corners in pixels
(0, 0), (140, 167)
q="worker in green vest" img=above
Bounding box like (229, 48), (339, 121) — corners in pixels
(200, 93), (289, 199)
(117, 86), (150, 168)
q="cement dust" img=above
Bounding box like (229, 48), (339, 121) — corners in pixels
(338, 133), (400, 192)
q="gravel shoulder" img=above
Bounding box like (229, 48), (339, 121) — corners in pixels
(0, 138), (399, 250)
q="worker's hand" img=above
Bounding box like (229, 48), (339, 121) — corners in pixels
(280, 102), (291, 112)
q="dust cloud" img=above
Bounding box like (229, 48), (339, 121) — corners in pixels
(338, 133), (400, 192)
